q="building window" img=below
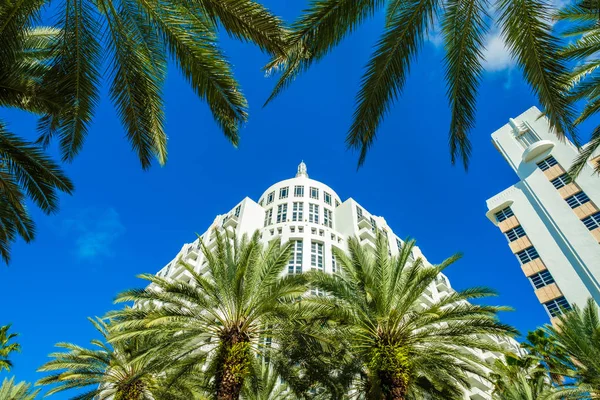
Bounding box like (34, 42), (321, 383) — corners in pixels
(551, 174), (571, 189)
(537, 156), (558, 171)
(309, 203), (319, 224)
(566, 192), (591, 209)
(529, 270), (555, 289)
(331, 248), (337, 273)
(288, 240), (303, 275)
(263, 208), (272, 227)
(277, 204), (288, 223)
(324, 208), (333, 228)
(356, 206), (363, 218)
(505, 226), (526, 242)
(515, 129), (540, 148)
(396, 238), (402, 250)
(292, 202), (303, 222)
(279, 186), (289, 199)
(311, 241), (323, 271)
(582, 212), (600, 230)
(544, 296), (572, 318)
(335, 199), (340, 207)
(495, 207), (514, 222)
(324, 192), (332, 205)
(516, 246), (539, 264)
(294, 185), (304, 197)
(266, 191), (275, 205)
(370, 217), (377, 232)
(234, 205), (241, 217)
(310, 187), (319, 200)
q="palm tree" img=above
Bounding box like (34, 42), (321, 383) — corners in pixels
(241, 362), (293, 400)
(265, 0), (575, 168)
(0, 377), (38, 400)
(306, 233), (518, 399)
(547, 298), (600, 398)
(109, 230), (309, 400)
(0, 325), (20, 372)
(556, 2), (600, 177)
(491, 354), (584, 400)
(37, 317), (170, 399)
(1, 0), (287, 170)
(522, 328), (569, 384)
(0, 27), (75, 264)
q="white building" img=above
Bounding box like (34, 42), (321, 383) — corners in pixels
(486, 106), (600, 325)
(158, 162), (517, 400)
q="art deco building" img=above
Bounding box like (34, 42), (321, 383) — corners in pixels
(158, 162), (517, 400)
(486, 106), (600, 324)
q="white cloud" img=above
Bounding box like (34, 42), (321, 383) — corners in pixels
(61, 208), (125, 260)
(482, 32), (516, 72)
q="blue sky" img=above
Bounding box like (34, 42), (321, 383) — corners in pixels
(1, 1), (589, 396)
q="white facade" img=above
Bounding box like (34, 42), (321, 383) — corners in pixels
(158, 162), (517, 400)
(486, 106), (600, 324)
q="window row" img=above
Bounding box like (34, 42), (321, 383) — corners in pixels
(551, 173), (571, 189)
(288, 240), (340, 275)
(495, 207), (514, 223)
(516, 246), (539, 264)
(543, 296), (571, 318)
(583, 212), (600, 230)
(504, 225), (526, 242)
(566, 191), (590, 209)
(264, 203), (334, 227)
(263, 186), (339, 206)
(536, 156), (558, 171)
(529, 269), (555, 289)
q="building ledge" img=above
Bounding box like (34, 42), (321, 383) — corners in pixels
(522, 140), (554, 162)
(485, 200), (514, 225)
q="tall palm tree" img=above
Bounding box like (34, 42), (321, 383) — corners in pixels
(556, 2), (600, 177)
(306, 233), (518, 399)
(38, 317), (170, 399)
(490, 354), (585, 400)
(265, 0), (575, 168)
(0, 27), (75, 264)
(1, 0), (287, 170)
(0, 325), (20, 372)
(109, 230), (309, 400)
(547, 298), (600, 398)
(0, 377), (39, 400)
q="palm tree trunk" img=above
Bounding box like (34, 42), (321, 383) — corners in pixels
(215, 333), (250, 400)
(379, 370), (408, 400)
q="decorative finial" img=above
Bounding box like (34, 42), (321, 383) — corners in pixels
(296, 161), (308, 178)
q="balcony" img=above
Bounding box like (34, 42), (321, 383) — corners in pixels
(522, 140), (555, 162)
(467, 371), (492, 392)
(357, 215), (371, 230)
(435, 274), (449, 290)
(469, 386), (491, 400)
(223, 215), (238, 229)
(359, 226), (376, 242)
(360, 238), (376, 250)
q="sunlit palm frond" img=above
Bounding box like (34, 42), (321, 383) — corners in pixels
(0, 325), (20, 372)
(264, 0), (383, 106)
(348, 0), (439, 167)
(98, 0), (167, 169)
(498, 0), (576, 145)
(0, 377), (38, 400)
(442, 0), (488, 168)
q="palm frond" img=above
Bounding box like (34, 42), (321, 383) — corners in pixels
(347, 0), (439, 167)
(497, 0), (576, 144)
(442, 0), (488, 168)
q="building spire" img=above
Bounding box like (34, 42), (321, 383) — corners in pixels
(296, 161), (308, 178)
